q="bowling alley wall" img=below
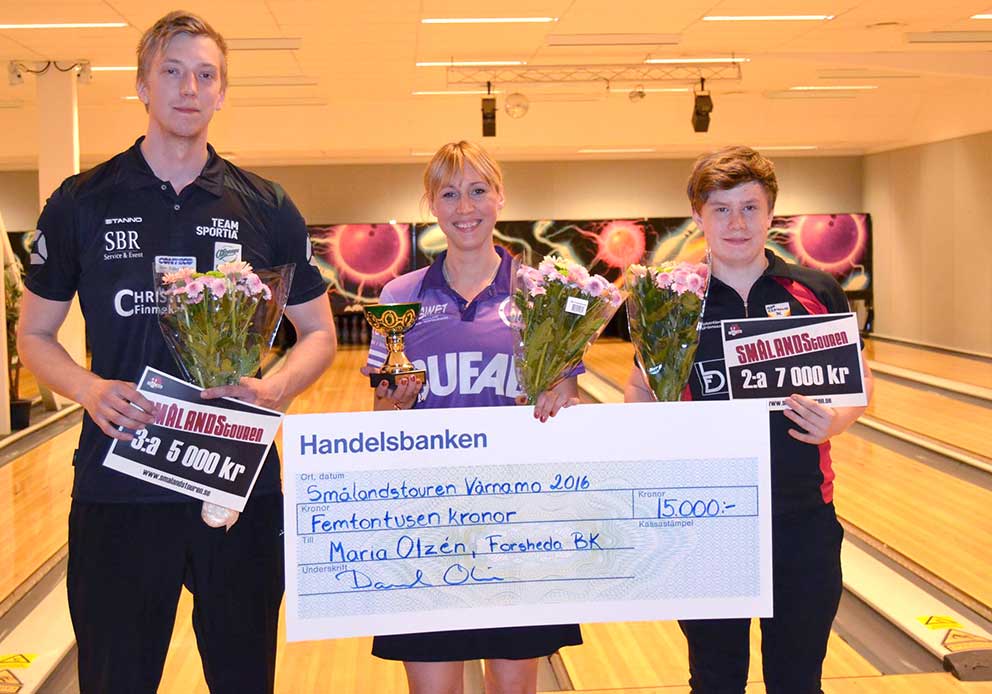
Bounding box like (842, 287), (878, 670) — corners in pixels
(2, 131), (991, 354)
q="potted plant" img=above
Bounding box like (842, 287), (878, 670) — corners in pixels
(5, 250), (30, 429)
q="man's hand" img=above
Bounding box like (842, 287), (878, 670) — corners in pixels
(200, 377), (286, 410)
(80, 378), (156, 441)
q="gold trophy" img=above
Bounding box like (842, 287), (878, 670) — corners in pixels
(363, 302), (427, 389)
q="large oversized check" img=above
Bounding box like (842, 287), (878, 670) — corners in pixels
(283, 400), (771, 642)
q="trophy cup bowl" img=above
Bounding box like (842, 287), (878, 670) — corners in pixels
(363, 302), (427, 390)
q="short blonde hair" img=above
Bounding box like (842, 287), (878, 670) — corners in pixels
(687, 145), (778, 213)
(137, 11), (228, 89)
(423, 141), (504, 204)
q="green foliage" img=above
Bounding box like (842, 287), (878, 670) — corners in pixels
(513, 281), (618, 404)
(627, 270), (706, 402)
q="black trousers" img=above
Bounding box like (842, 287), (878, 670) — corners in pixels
(679, 503), (844, 694)
(67, 493), (284, 694)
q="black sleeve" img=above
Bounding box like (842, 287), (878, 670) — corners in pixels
(24, 182), (81, 302)
(270, 185), (327, 306)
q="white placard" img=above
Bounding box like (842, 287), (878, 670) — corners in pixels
(283, 400), (772, 642)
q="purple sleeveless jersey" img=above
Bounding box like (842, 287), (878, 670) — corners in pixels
(368, 247), (583, 408)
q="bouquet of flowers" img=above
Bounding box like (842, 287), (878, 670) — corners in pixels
(625, 261), (709, 401)
(158, 261), (294, 528)
(512, 255), (624, 403)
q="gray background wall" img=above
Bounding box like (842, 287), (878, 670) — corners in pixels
(4, 143), (990, 355)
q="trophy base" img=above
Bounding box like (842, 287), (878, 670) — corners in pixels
(370, 369), (427, 390)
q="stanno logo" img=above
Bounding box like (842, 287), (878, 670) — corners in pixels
(105, 217), (142, 225)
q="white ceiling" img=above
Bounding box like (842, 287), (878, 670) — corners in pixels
(1, 0), (991, 169)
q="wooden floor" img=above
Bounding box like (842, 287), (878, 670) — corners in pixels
(546, 672), (992, 692)
(4, 341), (991, 693)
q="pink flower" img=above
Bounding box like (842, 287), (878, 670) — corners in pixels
(528, 285), (547, 297)
(184, 279), (205, 304)
(206, 277), (228, 299)
(686, 273), (704, 294)
(217, 260), (253, 279)
(245, 274), (266, 296)
(566, 264), (590, 287)
(584, 275), (611, 298)
(162, 267), (195, 286)
(654, 271), (672, 289)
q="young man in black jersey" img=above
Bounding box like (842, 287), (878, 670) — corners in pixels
(19, 12), (336, 694)
(626, 146), (873, 694)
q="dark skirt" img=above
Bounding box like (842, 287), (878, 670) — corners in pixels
(372, 624), (582, 662)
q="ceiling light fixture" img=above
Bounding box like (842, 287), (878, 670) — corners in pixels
(0, 22), (127, 29)
(645, 57), (749, 64)
(547, 33), (680, 46)
(789, 85), (877, 90)
(416, 60), (525, 67)
(423, 17), (557, 24)
(692, 78), (713, 133)
(703, 15), (833, 21)
(578, 148), (656, 153)
(970, 14), (992, 19)
(504, 93), (529, 118)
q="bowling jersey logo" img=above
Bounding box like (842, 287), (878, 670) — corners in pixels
(30, 230), (48, 265)
(765, 302), (791, 317)
(214, 242), (242, 268)
(694, 359), (728, 396)
(497, 297), (519, 328)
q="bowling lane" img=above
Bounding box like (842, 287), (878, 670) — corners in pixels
(866, 338), (992, 391)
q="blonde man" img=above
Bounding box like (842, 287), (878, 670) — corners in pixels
(19, 12), (335, 693)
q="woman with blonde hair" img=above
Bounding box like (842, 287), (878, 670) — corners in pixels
(365, 141), (582, 693)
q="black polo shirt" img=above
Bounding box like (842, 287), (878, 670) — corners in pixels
(26, 137), (327, 503)
(687, 249), (852, 516)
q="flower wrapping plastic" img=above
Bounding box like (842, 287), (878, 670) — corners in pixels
(512, 255), (624, 404)
(625, 261), (710, 402)
(157, 261), (295, 528)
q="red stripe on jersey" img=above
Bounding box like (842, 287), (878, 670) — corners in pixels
(818, 440), (834, 504)
(681, 384), (693, 401)
(774, 276), (835, 504)
(772, 277), (828, 315)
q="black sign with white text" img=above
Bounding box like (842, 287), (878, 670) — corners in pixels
(103, 367), (284, 510)
(721, 313), (867, 410)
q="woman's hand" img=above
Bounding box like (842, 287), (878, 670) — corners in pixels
(517, 376), (580, 423)
(364, 366), (422, 411)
